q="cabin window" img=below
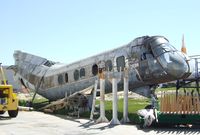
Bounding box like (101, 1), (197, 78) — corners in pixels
(58, 74), (64, 84)
(65, 73), (68, 83)
(105, 60), (112, 71)
(74, 70), (79, 81)
(116, 56), (125, 72)
(80, 68), (85, 78)
(92, 64), (98, 76)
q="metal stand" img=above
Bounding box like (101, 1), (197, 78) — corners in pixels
(90, 80), (98, 120)
(121, 68), (130, 123)
(96, 75), (108, 123)
(109, 72), (121, 125)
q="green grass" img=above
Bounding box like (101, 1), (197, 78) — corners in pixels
(18, 97), (49, 110)
(95, 98), (150, 113)
(32, 98), (49, 104)
(156, 87), (176, 92)
(80, 98), (150, 124)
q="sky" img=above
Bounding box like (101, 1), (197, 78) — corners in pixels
(0, 0), (200, 65)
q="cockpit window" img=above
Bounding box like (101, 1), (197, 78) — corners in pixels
(151, 42), (177, 57)
(157, 52), (188, 77)
(152, 44), (169, 57)
(148, 36), (189, 79)
(150, 38), (168, 49)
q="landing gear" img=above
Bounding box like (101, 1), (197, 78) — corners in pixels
(149, 85), (159, 109)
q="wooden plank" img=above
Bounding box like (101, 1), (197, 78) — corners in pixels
(196, 94), (200, 113)
(159, 91), (200, 114)
(190, 95), (193, 113)
(185, 94), (190, 114)
(194, 94), (198, 114)
(160, 92), (163, 112)
(163, 92), (166, 112)
(171, 94), (174, 113)
(166, 94), (170, 113)
(178, 94), (181, 113)
(182, 95), (187, 114)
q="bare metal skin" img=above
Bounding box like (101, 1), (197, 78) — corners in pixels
(12, 36), (191, 101)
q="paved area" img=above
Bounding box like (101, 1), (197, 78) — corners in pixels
(0, 111), (200, 135)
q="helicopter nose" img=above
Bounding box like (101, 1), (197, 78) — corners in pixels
(158, 51), (190, 79)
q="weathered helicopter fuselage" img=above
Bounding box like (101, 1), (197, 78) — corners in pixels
(13, 36), (191, 101)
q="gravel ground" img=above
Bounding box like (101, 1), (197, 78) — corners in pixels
(0, 111), (200, 135)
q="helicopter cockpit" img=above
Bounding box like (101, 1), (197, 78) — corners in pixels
(148, 36), (190, 79)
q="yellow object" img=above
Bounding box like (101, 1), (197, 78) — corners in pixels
(0, 63), (18, 117)
(0, 85), (18, 111)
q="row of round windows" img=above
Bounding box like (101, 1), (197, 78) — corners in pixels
(57, 60), (114, 85)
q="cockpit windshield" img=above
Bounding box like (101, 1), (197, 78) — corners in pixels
(150, 38), (177, 57)
(149, 36), (189, 78)
(157, 52), (189, 77)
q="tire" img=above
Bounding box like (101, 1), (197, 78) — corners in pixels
(8, 109), (18, 118)
(0, 111), (5, 115)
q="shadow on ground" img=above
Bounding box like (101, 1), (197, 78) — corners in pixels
(44, 111), (200, 134)
(137, 124), (200, 134)
(0, 116), (11, 120)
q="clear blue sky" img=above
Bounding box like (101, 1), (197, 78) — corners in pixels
(0, 0), (199, 65)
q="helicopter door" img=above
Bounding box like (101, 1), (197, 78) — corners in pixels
(139, 52), (151, 81)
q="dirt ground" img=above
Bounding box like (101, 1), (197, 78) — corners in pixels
(0, 111), (200, 135)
